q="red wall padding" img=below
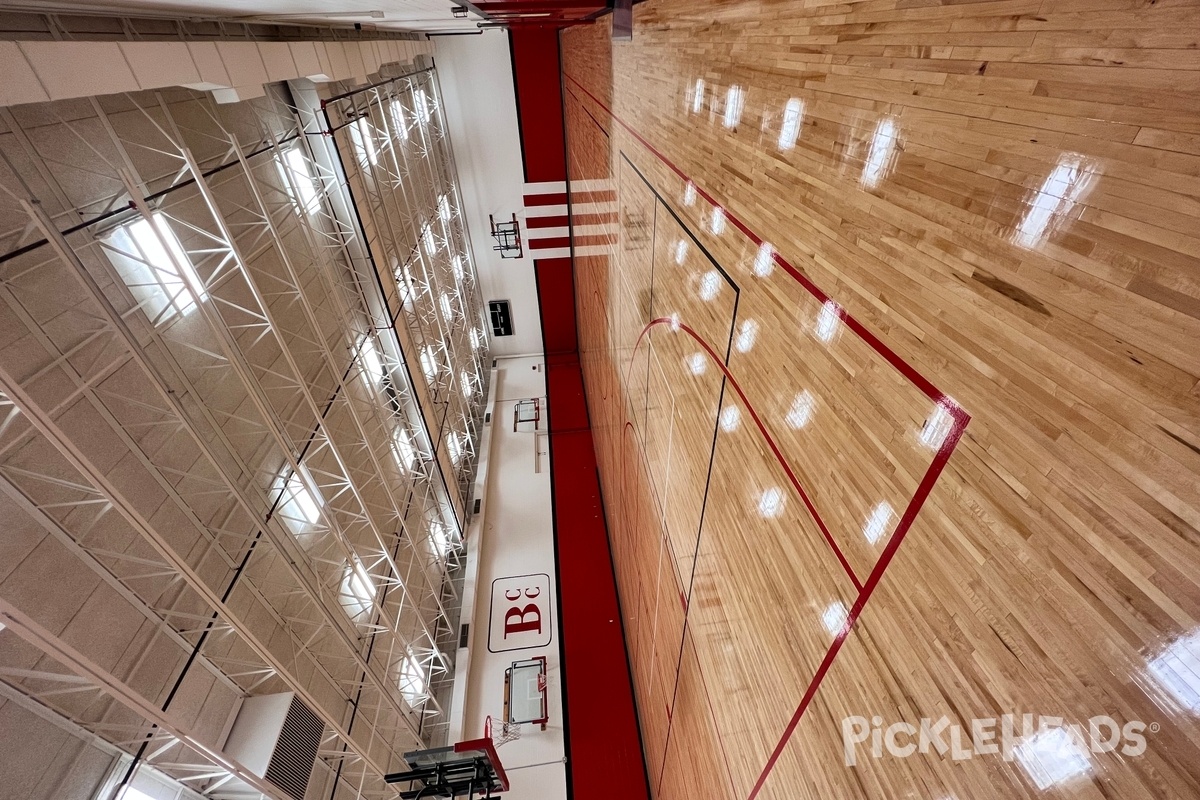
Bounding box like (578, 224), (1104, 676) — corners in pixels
(508, 27), (651, 800)
(535, 258), (579, 356)
(510, 28), (568, 184)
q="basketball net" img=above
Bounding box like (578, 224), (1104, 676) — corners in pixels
(484, 715), (521, 747)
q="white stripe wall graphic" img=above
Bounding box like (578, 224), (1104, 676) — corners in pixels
(522, 180), (618, 259)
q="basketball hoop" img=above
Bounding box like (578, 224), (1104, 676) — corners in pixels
(485, 715), (522, 747)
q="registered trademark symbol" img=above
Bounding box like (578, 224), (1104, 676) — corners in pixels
(1150, 722), (1160, 734)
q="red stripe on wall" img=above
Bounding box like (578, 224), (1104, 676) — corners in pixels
(527, 215), (571, 229)
(525, 192), (570, 206)
(530, 237), (573, 250)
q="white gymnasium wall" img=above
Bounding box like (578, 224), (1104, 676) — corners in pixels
(459, 355), (565, 799)
(435, 32), (545, 357)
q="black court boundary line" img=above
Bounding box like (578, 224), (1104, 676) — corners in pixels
(618, 148), (742, 794)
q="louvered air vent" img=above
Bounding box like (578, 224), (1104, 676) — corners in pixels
(221, 692), (325, 800)
(265, 696), (323, 800)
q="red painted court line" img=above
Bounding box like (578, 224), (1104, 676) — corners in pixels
(626, 318), (862, 592)
(563, 73), (961, 414)
(745, 415), (968, 800)
(566, 73), (973, 798)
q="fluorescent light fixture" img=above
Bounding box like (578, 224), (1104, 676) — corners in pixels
(815, 300), (840, 343)
(735, 319), (759, 353)
(389, 99), (409, 142)
(1015, 727), (1091, 790)
(281, 146), (320, 214)
(723, 85), (745, 129)
(710, 206), (726, 235)
(1148, 629), (1200, 712)
(447, 431), (462, 464)
(452, 255), (465, 284)
(699, 270), (721, 301)
(674, 239), (688, 264)
(393, 427), (417, 473)
(1014, 155), (1096, 250)
(399, 655), (427, 706)
(398, 264), (417, 309)
(104, 212), (207, 321)
(341, 561), (375, 618)
(919, 400), (957, 450)
(350, 117), (378, 167)
(785, 390), (814, 429)
(753, 242), (774, 278)
(414, 88), (431, 126)
(470, 327), (484, 351)
(686, 352), (707, 375)
(719, 405), (740, 432)
(438, 193), (452, 223)
(423, 225), (437, 255)
(683, 181), (697, 206)
(822, 601), (848, 635)
(359, 335), (384, 385)
(117, 789), (156, 800)
(420, 347), (438, 381)
(691, 79), (706, 114)
(861, 117), (898, 189)
(279, 471), (320, 531)
(439, 292), (454, 321)
(779, 98), (804, 150)
(863, 502), (894, 545)
(460, 369), (473, 398)
(430, 519), (451, 558)
(758, 487), (784, 518)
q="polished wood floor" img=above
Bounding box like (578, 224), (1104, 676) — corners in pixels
(562, 2), (1200, 798)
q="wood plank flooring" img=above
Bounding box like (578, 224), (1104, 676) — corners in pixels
(562, 2), (1200, 798)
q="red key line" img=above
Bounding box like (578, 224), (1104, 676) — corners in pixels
(565, 72), (972, 798)
(626, 318), (862, 592)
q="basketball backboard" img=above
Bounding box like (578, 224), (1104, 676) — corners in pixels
(384, 739), (509, 798)
(505, 656), (548, 728)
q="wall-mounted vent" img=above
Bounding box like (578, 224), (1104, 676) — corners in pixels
(484, 412), (491, 424)
(221, 693), (324, 800)
(459, 623), (470, 648)
(488, 300), (513, 336)
(265, 698), (323, 800)
(473, 498), (482, 514)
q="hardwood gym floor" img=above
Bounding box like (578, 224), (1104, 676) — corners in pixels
(560, 2), (1200, 798)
